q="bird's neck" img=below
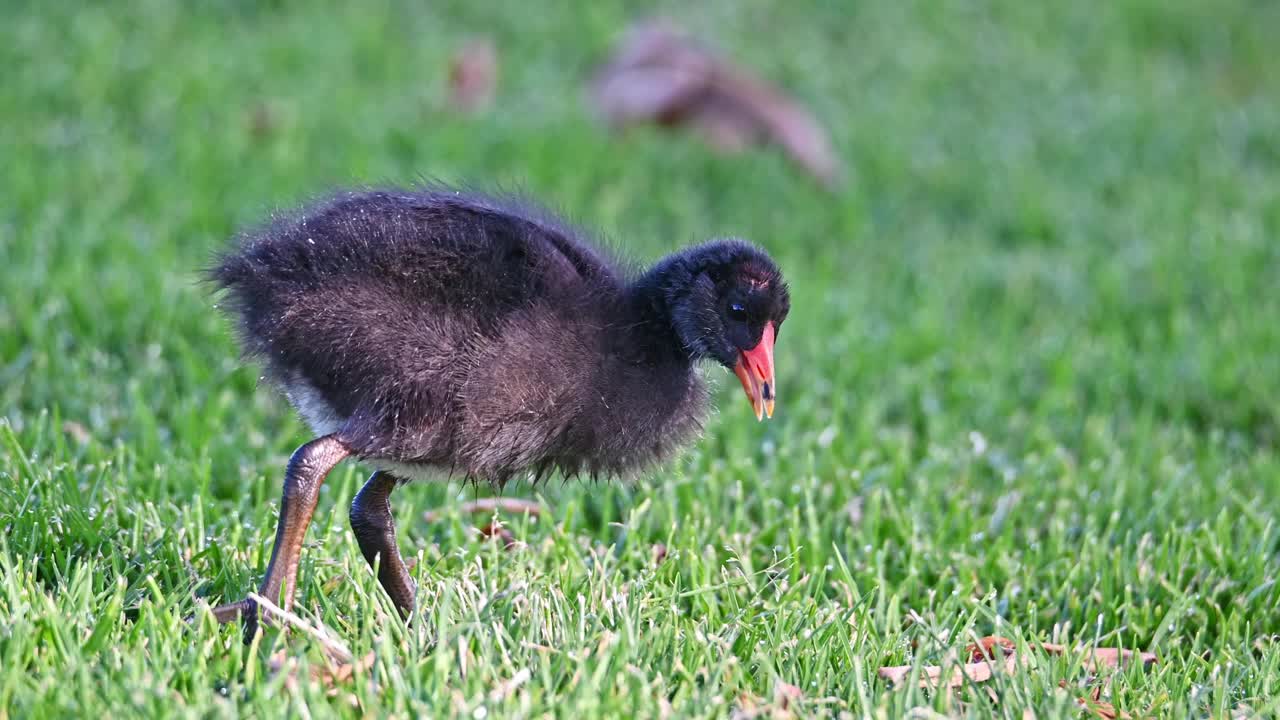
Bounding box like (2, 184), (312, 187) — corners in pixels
(619, 266), (696, 366)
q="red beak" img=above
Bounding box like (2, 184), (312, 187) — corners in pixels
(733, 322), (776, 421)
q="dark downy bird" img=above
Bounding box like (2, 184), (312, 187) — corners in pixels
(207, 187), (790, 635)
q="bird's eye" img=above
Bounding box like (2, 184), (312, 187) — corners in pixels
(728, 303), (748, 321)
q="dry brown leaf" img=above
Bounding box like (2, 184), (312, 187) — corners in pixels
(730, 692), (764, 720)
(878, 649), (1027, 688)
(1083, 700), (1127, 720)
(448, 38), (498, 112)
(774, 680), (803, 709)
(487, 667), (532, 702)
(1039, 641), (1158, 671)
(878, 636), (1158, 690)
(269, 649), (376, 688)
(590, 20), (841, 189)
(61, 420), (91, 445)
(267, 648), (374, 708)
(730, 681), (806, 719)
(652, 543), (669, 567)
(967, 635), (1016, 662)
(477, 520), (518, 550)
(968, 636), (1156, 670)
(1078, 647), (1159, 670)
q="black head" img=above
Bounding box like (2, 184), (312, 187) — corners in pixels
(645, 238), (790, 420)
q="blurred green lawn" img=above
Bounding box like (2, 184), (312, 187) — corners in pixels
(3, 0), (1280, 717)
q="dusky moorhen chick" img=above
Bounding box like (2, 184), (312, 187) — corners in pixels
(207, 187), (790, 635)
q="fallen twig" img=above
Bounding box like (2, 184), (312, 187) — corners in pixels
(248, 592), (353, 664)
(423, 497), (543, 524)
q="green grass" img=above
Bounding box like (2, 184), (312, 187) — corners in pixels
(3, 0), (1280, 716)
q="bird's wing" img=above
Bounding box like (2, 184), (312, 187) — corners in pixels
(453, 192), (623, 299)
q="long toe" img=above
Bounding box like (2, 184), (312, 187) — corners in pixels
(210, 598), (261, 643)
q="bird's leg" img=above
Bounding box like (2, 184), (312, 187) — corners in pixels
(350, 470), (416, 618)
(211, 434), (350, 641)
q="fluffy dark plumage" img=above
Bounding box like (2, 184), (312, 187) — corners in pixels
(211, 187), (789, 486)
